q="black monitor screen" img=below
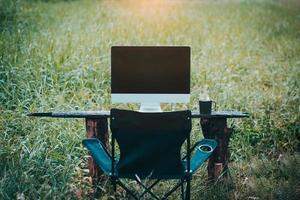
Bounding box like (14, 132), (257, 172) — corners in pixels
(111, 46), (190, 94)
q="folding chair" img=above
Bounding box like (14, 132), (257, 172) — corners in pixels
(83, 109), (217, 200)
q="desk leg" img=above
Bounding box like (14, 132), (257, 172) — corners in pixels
(86, 118), (109, 184)
(200, 118), (233, 181)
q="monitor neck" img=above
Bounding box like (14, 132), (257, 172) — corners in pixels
(139, 103), (162, 112)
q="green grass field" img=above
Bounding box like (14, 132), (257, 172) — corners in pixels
(1, 0), (299, 199)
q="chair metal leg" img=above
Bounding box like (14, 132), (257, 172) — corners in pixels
(116, 180), (139, 200)
(181, 181), (185, 200)
(135, 176), (160, 200)
(116, 178), (187, 200)
(112, 178), (117, 192)
(140, 179), (186, 200)
(185, 178), (191, 200)
(161, 181), (183, 200)
(139, 179), (161, 199)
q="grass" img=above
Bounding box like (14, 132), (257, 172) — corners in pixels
(0, 0), (299, 199)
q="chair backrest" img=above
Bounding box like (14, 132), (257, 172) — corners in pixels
(110, 109), (192, 179)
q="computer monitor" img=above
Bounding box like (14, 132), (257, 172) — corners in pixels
(111, 46), (190, 112)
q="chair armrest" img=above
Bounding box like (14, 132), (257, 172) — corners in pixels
(82, 138), (113, 175)
(189, 139), (217, 173)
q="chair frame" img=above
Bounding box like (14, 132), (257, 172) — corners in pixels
(110, 112), (192, 200)
(82, 109), (217, 200)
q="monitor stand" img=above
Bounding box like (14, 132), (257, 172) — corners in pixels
(139, 103), (162, 112)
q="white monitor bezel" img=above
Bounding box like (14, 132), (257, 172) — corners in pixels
(111, 93), (190, 103)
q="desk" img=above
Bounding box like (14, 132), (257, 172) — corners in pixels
(28, 110), (249, 182)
